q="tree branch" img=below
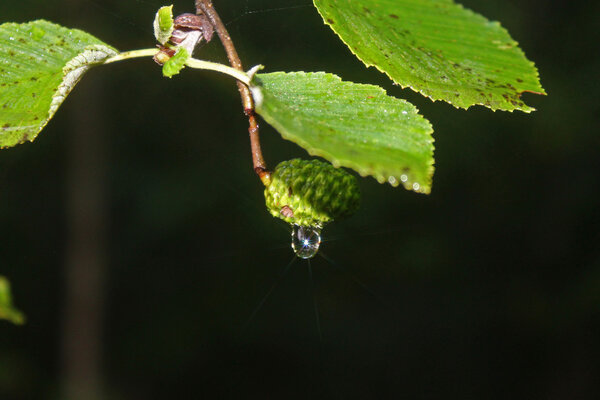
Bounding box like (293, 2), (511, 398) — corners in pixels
(195, 0), (270, 185)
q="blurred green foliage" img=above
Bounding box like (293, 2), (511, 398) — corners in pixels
(0, 276), (25, 325)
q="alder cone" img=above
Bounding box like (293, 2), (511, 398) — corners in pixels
(264, 159), (360, 227)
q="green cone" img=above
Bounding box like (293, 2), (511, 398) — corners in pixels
(264, 159), (361, 227)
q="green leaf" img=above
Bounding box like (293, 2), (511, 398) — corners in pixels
(0, 276), (25, 325)
(162, 48), (190, 78)
(253, 72), (434, 193)
(313, 0), (545, 112)
(0, 20), (118, 149)
(154, 5), (174, 45)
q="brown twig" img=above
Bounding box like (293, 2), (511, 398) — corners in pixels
(195, 0), (271, 185)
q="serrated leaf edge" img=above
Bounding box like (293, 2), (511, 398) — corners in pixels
(313, 0), (546, 113)
(0, 20), (119, 148)
(48, 44), (118, 122)
(254, 71), (435, 194)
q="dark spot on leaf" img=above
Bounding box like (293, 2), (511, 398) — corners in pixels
(30, 77), (38, 81)
(516, 78), (523, 83)
(18, 38), (26, 43)
(0, 83), (5, 87)
(390, 14), (399, 19)
(363, 7), (371, 14)
(32, 93), (36, 98)
(288, 187), (293, 196)
(327, 19), (334, 24)
(9, 51), (15, 56)
(2, 123), (10, 129)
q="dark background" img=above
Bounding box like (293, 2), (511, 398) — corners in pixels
(1, 0), (599, 398)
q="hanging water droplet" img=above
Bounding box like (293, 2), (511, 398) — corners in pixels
(291, 225), (321, 259)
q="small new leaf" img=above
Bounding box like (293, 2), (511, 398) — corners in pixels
(254, 72), (434, 193)
(0, 276), (25, 325)
(162, 48), (190, 78)
(153, 5), (174, 45)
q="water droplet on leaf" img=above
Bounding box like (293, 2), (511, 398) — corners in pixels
(291, 225), (321, 259)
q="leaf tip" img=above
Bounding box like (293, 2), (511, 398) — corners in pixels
(154, 5), (175, 45)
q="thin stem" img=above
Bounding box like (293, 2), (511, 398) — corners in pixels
(103, 48), (255, 85)
(186, 59), (252, 85)
(103, 48), (158, 64)
(196, 0), (271, 185)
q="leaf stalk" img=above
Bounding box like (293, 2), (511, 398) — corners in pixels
(104, 48), (256, 85)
